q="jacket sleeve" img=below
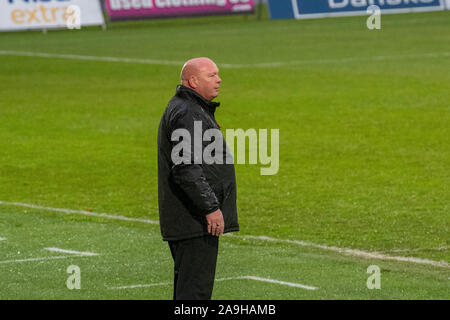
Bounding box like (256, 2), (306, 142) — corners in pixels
(168, 106), (220, 215)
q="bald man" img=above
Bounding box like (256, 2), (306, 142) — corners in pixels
(157, 58), (239, 300)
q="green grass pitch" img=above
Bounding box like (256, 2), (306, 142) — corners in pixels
(0, 9), (449, 299)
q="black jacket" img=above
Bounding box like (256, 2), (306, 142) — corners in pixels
(157, 85), (239, 241)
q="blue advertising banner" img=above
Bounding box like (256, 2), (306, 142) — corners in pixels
(268, 0), (445, 19)
(267, 0), (294, 19)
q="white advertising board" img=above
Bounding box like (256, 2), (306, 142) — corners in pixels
(0, 0), (105, 32)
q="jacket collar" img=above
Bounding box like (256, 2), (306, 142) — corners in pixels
(176, 85), (220, 114)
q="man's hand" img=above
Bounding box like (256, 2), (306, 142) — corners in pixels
(206, 209), (224, 236)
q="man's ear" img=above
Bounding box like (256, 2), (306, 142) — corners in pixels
(188, 76), (198, 89)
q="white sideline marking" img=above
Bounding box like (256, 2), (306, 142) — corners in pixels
(0, 255), (92, 264)
(109, 281), (172, 290)
(384, 246), (450, 253)
(227, 234), (450, 268)
(1, 200), (448, 268)
(0, 237), (6, 241)
(0, 200), (159, 225)
(0, 50), (183, 66)
(44, 247), (98, 256)
(221, 52), (450, 68)
(0, 50), (449, 69)
(217, 276), (318, 290)
(109, 276), (318, 291)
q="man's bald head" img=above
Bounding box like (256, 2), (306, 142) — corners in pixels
(180, 57), (215, 82)
(180, 57), (221, 101)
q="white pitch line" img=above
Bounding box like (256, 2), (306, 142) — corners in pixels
(0, 237), (6, 241)
(1, 200), (448, 268)
(0, 50), (183, 66)
(384, 246), (450, 253)
(0, 50), (448, 69)
(0, 200), (159, 225)
(221, 52), (450, 68)
(227, 234), (450, 268)
(44, 247), (98, 256)
(0, 255), (92, 264)
(217, 276), (319, 290)
(109, 276), (318, 291)
(109, 281), (172, 290)
(244, 276), (318, 290)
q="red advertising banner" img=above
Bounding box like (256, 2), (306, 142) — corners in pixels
(105, 0), (255, 20)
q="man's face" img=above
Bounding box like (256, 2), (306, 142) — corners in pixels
(193, 61), (221, 101)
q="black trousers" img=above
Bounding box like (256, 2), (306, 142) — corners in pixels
(168, 235), (219, 300)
